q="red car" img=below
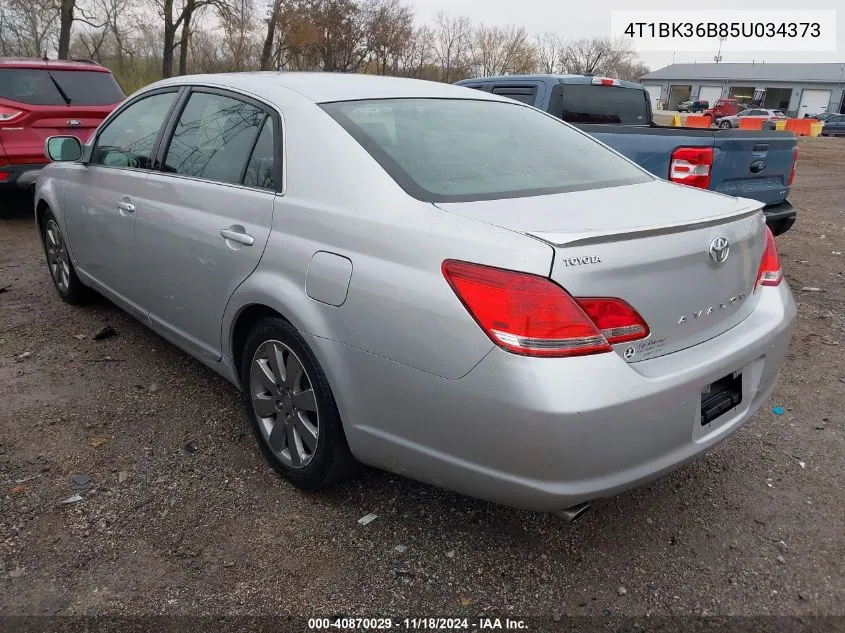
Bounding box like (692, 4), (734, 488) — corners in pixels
(703, 98), (740, 120)
(0, 57), (124, 191)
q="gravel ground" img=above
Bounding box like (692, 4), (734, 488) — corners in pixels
(1, 137), (843, 629)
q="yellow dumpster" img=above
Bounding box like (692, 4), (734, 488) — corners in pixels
(774, 119), (787, 131)
(809, 122), (823, 137)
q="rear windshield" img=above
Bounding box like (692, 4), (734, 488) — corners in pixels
(557, 84), (649, 125)
(0, 69), (124, 106)
(320, 98), (651, 203)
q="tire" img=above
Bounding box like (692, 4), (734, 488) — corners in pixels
(719, 120), (732, 129)
(241, 316), (357, 490)
(40, 208), (92, 305)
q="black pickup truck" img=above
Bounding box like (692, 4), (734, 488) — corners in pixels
(456, 74), (798, 236)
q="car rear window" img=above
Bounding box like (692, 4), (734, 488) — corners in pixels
(0, 68), (124, 106)
(555, 84), (649, 125)
(321, 98), (651, 203)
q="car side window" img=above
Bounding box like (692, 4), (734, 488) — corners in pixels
(91, 91), (177, 169)
(242, 117), (276, 190)
(162, 91), (264, 185)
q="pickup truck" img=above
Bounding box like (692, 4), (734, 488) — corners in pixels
(455, 75), (798, 236)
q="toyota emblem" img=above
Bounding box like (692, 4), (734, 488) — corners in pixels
(709, 236), (730, 265)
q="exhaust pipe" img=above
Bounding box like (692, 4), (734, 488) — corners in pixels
(555, 501), (591, 523)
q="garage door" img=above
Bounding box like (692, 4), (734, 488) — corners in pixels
(667, 85), (691, 110)
(643, 84), (662, 110)
(798, 89), (831, 116)
(698, 86), (723, 105)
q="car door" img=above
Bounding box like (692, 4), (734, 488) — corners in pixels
(62, 89), (180, 313)
(135, 88), (279, 362)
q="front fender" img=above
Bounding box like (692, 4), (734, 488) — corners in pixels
(34, 167), (64, 236)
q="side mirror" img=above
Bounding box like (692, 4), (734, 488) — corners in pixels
(45, 136), (83, 162)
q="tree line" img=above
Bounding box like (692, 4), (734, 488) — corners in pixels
(0, 0), (650, 93)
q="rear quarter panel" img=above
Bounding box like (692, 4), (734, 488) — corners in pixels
(222, 96), (554, 381)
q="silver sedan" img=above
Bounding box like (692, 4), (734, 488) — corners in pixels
(718, 108), (787, 128)
(35, 72), (796, 518)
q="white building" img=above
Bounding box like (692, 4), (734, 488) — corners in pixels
(640, 62), (845, 116)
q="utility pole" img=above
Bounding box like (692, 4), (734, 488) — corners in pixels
(714, 37), (726, 63)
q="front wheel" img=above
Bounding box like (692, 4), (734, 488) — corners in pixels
(40, 209), (92, 305)
(241, 317), (357, 490)
(719, 120), (732, 129)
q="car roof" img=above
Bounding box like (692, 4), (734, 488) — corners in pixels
(152, 71), (510, 104)
(0, 57), (111, 72)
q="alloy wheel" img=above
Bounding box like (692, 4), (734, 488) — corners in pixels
(250, 339), (319, 468)
(44, 219), (71, 293)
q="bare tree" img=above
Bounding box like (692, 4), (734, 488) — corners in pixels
(220, 0), (257, 71)
(310, 0), (371, 72)
(535, 31), (562, 74)
(471, 24), (535, 77)
(57, 0), (77, 58)
(558, 36), (645, 79)
(365, 0), (413, 75)
(432, 11), (471, 83)
(259, 0), (284, 70)
(0, 0), (59, 57)
(613, 58), (649, 82)
(382, 24), (431, 79)
(152, 0), (224, 77)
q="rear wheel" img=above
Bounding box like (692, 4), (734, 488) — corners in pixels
(41, 209), (91, 305)
(241, 317), (357, 490)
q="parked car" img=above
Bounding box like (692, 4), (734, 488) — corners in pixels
(36, 73), (796, 518)
(806, 112), (836, 121)
(821, 114), (845, 136)
(703, 98), (740, 120)
(0, 57), (124, 191)
(456, 75), (798, 236)
(717, 109), (787, 129)
(678, 99), (708, 113)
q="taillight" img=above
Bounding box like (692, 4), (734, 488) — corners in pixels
(441, 260), (648, 358)
(591, 76), (620, 87)
(669, 147), (713, 189)
(0, 106), (24, 123)
(576, 298), (650, 344)
(755, 226), (783, 288)
(788, 146), (798, 187)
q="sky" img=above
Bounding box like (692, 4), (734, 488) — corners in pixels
(408, 0), (844, 72)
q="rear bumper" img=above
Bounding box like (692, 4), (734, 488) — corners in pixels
(763, 200), (797, 236)
(0, 163), (47, 190)
(311, 283), (797, 513)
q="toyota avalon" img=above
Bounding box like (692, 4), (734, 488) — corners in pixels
(34, 72), (796, 518)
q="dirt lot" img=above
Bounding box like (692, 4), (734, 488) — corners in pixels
(1, 137), (843, 629)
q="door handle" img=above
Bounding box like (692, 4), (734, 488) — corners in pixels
(116, 200), (135, 213)
(220, 228), (255, 246)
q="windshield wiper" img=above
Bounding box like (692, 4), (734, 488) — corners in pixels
(48, 72), (72, 105)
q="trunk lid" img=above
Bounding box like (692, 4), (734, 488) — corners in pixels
(435, 180), (767, 362)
